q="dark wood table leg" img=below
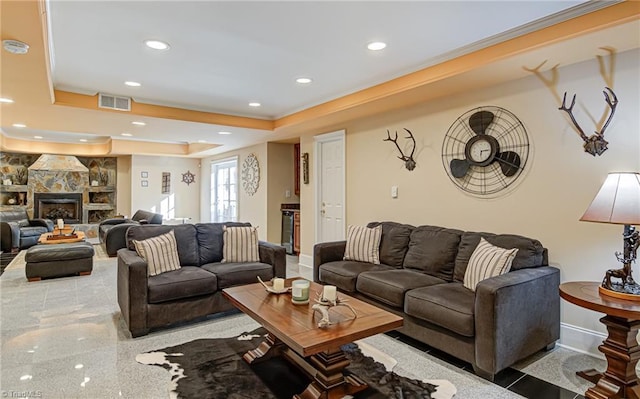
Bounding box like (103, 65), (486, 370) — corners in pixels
(577, 316), (640, 399)
(293, 348), (368, 399)
(242, 332), (284, 364)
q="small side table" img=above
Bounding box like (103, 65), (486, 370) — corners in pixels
(559, 281), (640, 399)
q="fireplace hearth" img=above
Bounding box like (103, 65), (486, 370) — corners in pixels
(34, 193), (83, 224)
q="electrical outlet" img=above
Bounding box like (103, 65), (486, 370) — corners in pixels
(391, 186), (398, 198)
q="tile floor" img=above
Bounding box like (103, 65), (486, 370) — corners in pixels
(0, 249), (604, 398)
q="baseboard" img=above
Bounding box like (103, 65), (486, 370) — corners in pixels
(558, 322), (606, 359)
(299, 254), (313, 275)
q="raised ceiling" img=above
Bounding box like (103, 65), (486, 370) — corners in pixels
(1, 1), (638, 157)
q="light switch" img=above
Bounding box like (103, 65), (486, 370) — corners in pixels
(391, 186), (398, 198)
(285, 189), (291, 198)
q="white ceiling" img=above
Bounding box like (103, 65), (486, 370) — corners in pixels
(5, 0), (628, 153)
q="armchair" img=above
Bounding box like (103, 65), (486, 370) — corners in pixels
(0, 210), (54, 252)
(99, 209), (163, 257)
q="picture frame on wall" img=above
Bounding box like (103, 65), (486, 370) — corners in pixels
(141, 171), (148, 178)
(162, 172), (170, 194)
(141, 180), (148, 187)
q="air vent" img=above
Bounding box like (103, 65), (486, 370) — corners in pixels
(98, 93), (131, 111)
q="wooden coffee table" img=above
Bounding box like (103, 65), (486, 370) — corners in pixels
(223, 279), (403, 399)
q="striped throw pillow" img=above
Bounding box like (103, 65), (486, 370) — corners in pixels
(222, 226), (260, 263)
(343, 224), (382, 264)
(463, 237), (518, 292)
(132, 230), (181, 277)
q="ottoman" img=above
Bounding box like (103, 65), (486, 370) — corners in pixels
(25, 241), (94, 282)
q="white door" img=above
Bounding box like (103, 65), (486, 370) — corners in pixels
(315, 131), (345, 243)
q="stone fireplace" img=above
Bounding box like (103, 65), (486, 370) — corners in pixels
(34, 193), (83, 224)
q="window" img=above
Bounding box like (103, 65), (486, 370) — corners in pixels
(210, 158), (238, 222)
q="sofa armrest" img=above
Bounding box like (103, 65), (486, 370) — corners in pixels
(117, 249), (150, 337)
(474, 266), (560, 376)
(258, 241), (286, 278)
(30, 218), (54, 231)
(104, 223), (139, 256)
(313, 241), (347, 282)
(0, 221), (20, 251)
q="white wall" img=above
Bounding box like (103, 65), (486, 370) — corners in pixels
(130, 155), (201, 222)
(199, 143), (269, 240)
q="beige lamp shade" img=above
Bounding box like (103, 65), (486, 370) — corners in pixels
(580, 172), (640, 225)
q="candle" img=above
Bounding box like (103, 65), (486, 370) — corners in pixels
(322, 285), (337, 302)
(291, 280), (310, 304)
(56, 219), (64, 230)
(272, 278), (285, 291)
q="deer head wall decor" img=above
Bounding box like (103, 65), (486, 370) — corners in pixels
(558, 87), (618, 156)
(384, 128), (416, 171)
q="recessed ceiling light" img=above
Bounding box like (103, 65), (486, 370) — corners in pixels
(367, 41), (387, 51)
(296, 77), (312, 84)
(249, 102), (261, 107)
(218, 131), (232, 135)
(131, 121), (146, 126)
(34, 136), (43, 139)
(121, 133), (133, 137)
(12, 123), (26, 128)
(79, 139), (88, 142)
(144, 40), (170, 51)
(0, 97), (14, 103)
(75, 364), (84, 369)
(124, 81), (141, 87)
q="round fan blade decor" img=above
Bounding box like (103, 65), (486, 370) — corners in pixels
(441, 106), (530, 197)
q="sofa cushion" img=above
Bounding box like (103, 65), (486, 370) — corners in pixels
(147, 266), (218, 304)
(196, 222), (252, 264)
(222, 226), (260, 262)
(405, 283), (475, 337)
(318, 261), (394, 292)
(202, 262), (274, 289)
(127, 224), (200, 266)
(356, 269), (446, 308)
(344, 224), (382, 264)
(453, 231), (545, 282)
(367, 221), (414, 267)
(133, 230), (182, 277)
(463, 238), (518, 292)
(19, 226), (49, 237)
(403, 225), (463, 281)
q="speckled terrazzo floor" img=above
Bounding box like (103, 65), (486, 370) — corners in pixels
(1, 250), (602, 398)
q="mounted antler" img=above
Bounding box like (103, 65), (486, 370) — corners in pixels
(558, 87), (617, 156)
(384, 128), (416, 170)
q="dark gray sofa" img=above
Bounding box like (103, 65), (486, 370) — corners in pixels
(99, 209), (163, 257)
(117, 222), (286, 337)
(313, 221), (560, 381)
(0, 209), (54, 252)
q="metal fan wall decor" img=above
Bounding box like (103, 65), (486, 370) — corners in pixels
(442, 106), (530, 196)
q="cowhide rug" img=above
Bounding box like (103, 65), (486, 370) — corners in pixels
(136, 328), (456, 399)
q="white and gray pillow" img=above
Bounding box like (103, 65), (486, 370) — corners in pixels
(463, 237), (518, 292)
(222, 226), (260, 263)
(343, 224), (382, 264)
(133, 230), (181, 277)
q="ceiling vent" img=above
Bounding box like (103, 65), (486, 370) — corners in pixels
(98, 93), (131, 111)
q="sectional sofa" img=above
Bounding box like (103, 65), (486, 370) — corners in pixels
(117, 222), (286, 337)
(313, 221), (560, 380)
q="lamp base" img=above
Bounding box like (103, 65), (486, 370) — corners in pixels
(599, 282), (640, 302)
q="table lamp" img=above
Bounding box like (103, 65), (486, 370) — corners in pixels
(580, 172), (640, 300)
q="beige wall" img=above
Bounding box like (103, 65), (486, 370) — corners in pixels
(200, 143), (268, 240)
(297, 48), (639, 336)
(266, 142), (299, 243)
(130, 155), (201, 222)
(116, 155), (131, 216)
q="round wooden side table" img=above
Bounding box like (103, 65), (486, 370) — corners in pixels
(559, 281), (640, 399)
